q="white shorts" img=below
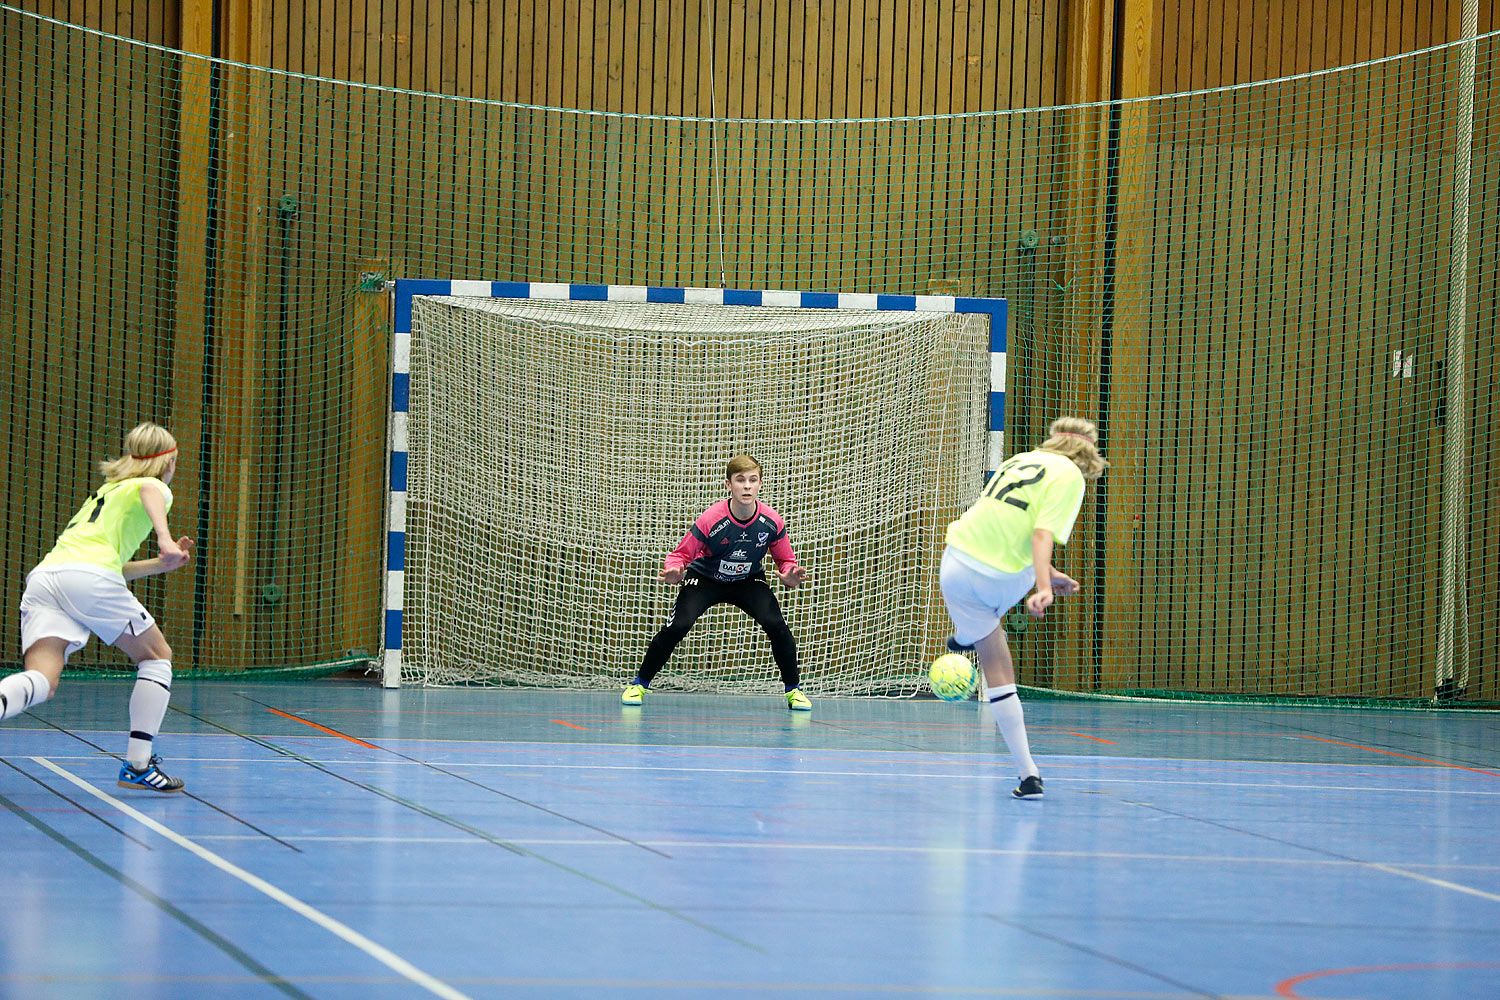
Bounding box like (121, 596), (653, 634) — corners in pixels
(20, 564), (157, 659)
(939, 546), (1035, 647)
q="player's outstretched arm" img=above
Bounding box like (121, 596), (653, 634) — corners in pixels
(1049, 567), (1080, 595)
(123, 536), (196, 580)
(769, 531), (803, 589)
(659, 525), (704, 584)
(139, 481), (186, 560)
(1026, 529), (1056, 617)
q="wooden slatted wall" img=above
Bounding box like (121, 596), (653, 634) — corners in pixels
(1150, 0), (1496, 93)
(1106, 1), (1500, 699)
(1, 4), (188, 661)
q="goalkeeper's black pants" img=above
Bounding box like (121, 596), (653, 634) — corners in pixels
(638, 574), (800, 689)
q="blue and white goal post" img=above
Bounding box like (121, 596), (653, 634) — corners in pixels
(382, 280), (1006, 689)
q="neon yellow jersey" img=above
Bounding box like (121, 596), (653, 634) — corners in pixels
(945, 450), (1086, 574)
(37, 477), (173, 577)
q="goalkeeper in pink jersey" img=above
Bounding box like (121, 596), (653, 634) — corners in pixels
(941, 416), (1109, 800)
(624, 455), (811, 711)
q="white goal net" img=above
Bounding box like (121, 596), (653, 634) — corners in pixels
(400, 292), (990, 694)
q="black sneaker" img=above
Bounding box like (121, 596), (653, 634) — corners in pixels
(946, 636), (976, 654)
(1012, 775), (1044, 799)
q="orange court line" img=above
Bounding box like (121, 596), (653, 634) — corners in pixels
(1276, 961), (1500, 997)
(550, 719), (587, 730)
(1064, 732), (1116, 744)
(1298, 735), (1500, 777)
(264, 707), (382, 750)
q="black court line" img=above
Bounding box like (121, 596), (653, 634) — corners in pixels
(0, 756), (154, 849)
(984, 913), (1224, 1000)
(27, 713), (302, 852)
(176, 703), (766, 953)
(1262, 715), (1500, 772)
(1111, 794), (1366, 865)
(800, 716), (939, 754)
(172, 704), (527, 856)
(237, 693), (673, 859)
(1099, 787), (1500, 901)
(0, 787), (317, 1000)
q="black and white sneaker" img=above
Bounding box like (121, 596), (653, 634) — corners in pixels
(946, 636), (976, 654)
(117, 755), (185, 793)
(1012, 775), (1044, 799)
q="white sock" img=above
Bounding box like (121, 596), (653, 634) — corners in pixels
(126, 659), (172, 768)
(0, 670), (52, 720)
(987, 684), (1039, 779)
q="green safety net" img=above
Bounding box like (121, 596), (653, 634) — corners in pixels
(2, 5), (1496, 703)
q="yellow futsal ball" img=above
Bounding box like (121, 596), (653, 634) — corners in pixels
(929, 652), (977, 702)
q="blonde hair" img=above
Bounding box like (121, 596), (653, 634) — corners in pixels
(725, 454), (762, 479)
(1037, 416), (1109, 481)
(99, 422), (178, 482)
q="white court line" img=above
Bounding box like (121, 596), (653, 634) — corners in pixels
(1368, 862), (1500, 902)
(168, 832), (1500, 902)
(177, 834), (1500, 870)
(12, 730), (1500, 774)
(31, 757), (475, 1000)
(16, 752), (1500, 796)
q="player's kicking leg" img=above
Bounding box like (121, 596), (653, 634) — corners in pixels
(112, 624), (184, 792)
(974, 625), (1042, 799)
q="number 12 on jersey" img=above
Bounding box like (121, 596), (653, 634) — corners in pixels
(982, 458), (1047, 511)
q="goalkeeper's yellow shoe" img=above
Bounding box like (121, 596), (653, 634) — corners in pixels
(621, 683), (646, 706)
(785, 688), (812, 711)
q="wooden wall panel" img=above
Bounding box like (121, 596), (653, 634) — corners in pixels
(1150, 0), (1494, 92)
(0, 6), (180, 646)
(73, 0), (1063, 114)
(1099, 41), (1478, 698)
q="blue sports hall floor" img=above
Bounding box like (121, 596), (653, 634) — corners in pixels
(1, 676), (1497, 1000)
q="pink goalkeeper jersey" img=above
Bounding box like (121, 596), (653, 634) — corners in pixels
(664, 500), (799, 583)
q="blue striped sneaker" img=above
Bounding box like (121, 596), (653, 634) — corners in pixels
(117, 755), (185, 793)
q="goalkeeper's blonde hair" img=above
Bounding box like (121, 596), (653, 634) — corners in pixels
(1038, 416), (1109, 481)
(725, 454), (762, 478)
(99, 422), (178, 482)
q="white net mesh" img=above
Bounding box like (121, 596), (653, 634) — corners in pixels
(402, 294), (989, 693)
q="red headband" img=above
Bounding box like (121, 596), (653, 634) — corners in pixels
(131, 447), (178, 460)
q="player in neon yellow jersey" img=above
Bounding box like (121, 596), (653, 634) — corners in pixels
(942, 416), (1109, 800)
(2, 422), (196, 792)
